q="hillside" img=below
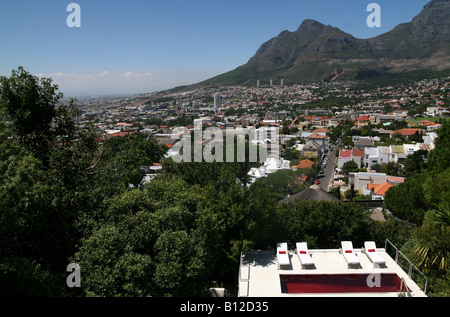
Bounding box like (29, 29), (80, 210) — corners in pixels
(186, 0), (450, 89)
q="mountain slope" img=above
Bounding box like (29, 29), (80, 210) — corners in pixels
(192, 0), (450, 88)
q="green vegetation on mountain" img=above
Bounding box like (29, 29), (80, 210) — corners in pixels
(188, 0), (450, 89)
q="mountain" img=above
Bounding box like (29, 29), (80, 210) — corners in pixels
(188, 0), (450, 89)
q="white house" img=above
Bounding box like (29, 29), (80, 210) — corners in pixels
(423, 132), (438, 145)
(337, 149), (353, 169)
(403, 144), (421, 156)
(348, 172), (405, 196)
(364, 147), (380, 170)
(376, 146), (393, 165)
(248, 157), (291, 183)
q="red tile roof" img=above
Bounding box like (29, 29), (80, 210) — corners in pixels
(368, 182), (394, 196)
(115, 122), (133, 126)
(308, 133), (327, 139)
(313, 128), (331, 133)
(419, 143), (433, 151)
(386, 176), (405, 183)
(292, 159), (315, 169)
(419, 120), (434, 126)
(339, 149), (352, 158)
(352, 148), (365, 157)
(108, 131), (136, 138)
(390, 128), (425, 136)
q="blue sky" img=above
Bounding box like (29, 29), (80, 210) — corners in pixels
(0, 0), (430, 96)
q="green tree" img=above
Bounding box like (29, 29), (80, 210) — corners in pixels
(252, 169), (304, 201)
(74, 176), (221, 297)
(276, 201), (369, 248)
(0, 257), (52, 297)
(0, 67), (61, 165)
(0, 68), (113, 295)
(341, 160), (359, 175)
(154, 230), (207, 297)
(383, 162), (404, 177)
(428, 119), (450, 174)
(384, 172), (429, 225)
(404, 149), (428, 177)
(284, 147), (301, 161)
(100, 133), (165, 189)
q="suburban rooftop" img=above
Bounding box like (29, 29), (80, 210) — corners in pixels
(238, 241), (427, 297)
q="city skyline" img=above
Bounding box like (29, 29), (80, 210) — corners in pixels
(0, 0), (430, 96)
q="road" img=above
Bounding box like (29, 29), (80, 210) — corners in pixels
(317, 139), (341, 192)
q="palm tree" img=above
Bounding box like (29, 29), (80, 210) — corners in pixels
(413, 203), (449, 274)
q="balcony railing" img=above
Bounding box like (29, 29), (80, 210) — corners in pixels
(238, 252), (250, 297)
(385, 239), (428, 294)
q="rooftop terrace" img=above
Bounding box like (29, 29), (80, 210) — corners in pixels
(238, 240), (427, 297)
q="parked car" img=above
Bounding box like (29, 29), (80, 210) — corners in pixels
(315, 180), (321, 184)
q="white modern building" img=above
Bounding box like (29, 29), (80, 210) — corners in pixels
(238, 240), (427, 297)
(348, 171), (405, 196)
(247, 157), (291, 183)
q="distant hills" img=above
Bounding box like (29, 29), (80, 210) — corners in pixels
(183, 0), (450, 90)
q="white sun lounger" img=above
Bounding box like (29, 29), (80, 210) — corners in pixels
(296, 242), (315, 268)
(341, 241), (360, 268)
(276, 242), (290, 268)
(364, 241), (386, 267)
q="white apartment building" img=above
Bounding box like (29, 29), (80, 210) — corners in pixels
(238, 241), (427, 297)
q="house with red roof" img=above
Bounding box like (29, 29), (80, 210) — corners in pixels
(368, 182), (395, 200)
(338, 148), (365, 169)
(115, 122), (133, 130)
(349, 172), (405, 197)
(352, 148), (365, 168)
(313, 127), (331, 134)
(419, 120), (442, 131)
(108, 131), (137, 139)
(419, 120), (434, 127)
(304, 132), (327, 153)
(292, 159), (315, 170)
(337, 149), (352, 169)
(357, 115), (370, 127)
(390, 128), (425, 139)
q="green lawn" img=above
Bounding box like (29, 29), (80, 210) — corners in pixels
(414, 117), (445, 122)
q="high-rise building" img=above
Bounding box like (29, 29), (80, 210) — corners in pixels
(281, 79), (284, 87)
(257, 80), (260, 88)
(214, 93), (221, 112)
(270, 79), (274, 86)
